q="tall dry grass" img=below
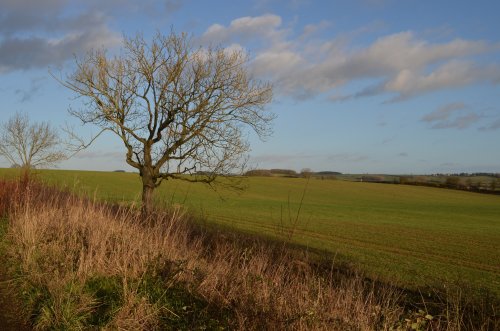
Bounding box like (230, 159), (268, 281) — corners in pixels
(1, 178), (498, 330)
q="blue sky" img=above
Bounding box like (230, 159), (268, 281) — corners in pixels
(1, 0), (499, 174)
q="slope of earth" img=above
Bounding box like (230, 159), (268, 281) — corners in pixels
(1, 168), (499, 296)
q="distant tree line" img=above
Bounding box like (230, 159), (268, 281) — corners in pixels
(432, 172), (500, 178)
(398, 175), (500, 195)
(245, 169), (342, 178)
(270, 169), (298, 176)
(243, 169), (499, 194)
(360, 175), (389, 183)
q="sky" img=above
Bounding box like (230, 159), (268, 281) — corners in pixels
(0, 0), (499, 174)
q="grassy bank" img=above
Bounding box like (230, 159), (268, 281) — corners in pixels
(1, 178), (418, 330)
(2, 176), (499, 329)
(1, 168), (499, 297)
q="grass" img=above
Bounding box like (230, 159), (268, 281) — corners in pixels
(1, 168), (499, 298)
(0, 207), (30, 329)
(2, 178), (416, 330)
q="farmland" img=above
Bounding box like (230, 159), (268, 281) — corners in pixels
(1, 168), (499, 296)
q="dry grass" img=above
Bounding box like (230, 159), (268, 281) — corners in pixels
(1, 177), (498, 330)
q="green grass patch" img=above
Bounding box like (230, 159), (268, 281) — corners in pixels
(0, 217), (7, 251)
(1, 168), (499, 297)
(83, 276), (122, 326)
(83, 272), (230, 330)
(138, 271), (231, 330)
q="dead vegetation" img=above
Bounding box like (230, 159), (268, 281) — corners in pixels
(0, 177), (498, 330)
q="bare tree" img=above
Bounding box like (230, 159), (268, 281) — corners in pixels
(0, 112), (66, 170)
(59, 31), (273, 215)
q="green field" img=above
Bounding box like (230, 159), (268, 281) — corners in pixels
(1, 168), (499, 295)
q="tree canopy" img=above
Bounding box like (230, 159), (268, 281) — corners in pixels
(0, 112), (65, 170)
(60, 31), (274, 213)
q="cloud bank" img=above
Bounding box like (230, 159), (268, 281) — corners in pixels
(421, 102), (483, 130)
(201, 14), (500, 102)
(0, 0), (182, 73)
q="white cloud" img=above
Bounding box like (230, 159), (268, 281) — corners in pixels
(421, 102), (482, 130)
(479, 117), (500, 131)
(422, 102), (466, 122)
(301, 20), (331, 38)
(432, 113), (481, 129)
(252, 50), (304, 81)
(312, 33), (500, 101)
(0, 28), (120, 73)
(201, 14), (284, 45)
(200, 15), (500, 101)
(382, 61), (500, 101)
(0, 1), (154, 73)
(223, 43), (246, 55)
(352, 32), (491, 73)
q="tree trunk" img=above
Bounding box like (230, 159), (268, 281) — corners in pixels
(141, 171), (156, 218)
(19, 166), (31, 189)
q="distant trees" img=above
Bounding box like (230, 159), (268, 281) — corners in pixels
(445, 176), (461, 189)
(315, 171), (341, 176)
(244, 168), (344, 179)
(0, 112), (66, 170)
(396, 174), (499, 194)
(245, 169), (300, 177)
(300, 168), (313, 178)
(59, 31), (273, 215)
(494, 178), (500, 191)
(270, 169), (297, 176)
(360, 175), (384, 183)
(245, 169), (273, 177)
